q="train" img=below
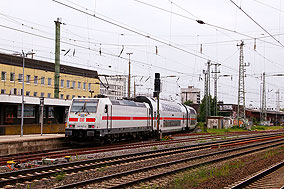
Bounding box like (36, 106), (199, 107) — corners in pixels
(65, 96), (197, 143)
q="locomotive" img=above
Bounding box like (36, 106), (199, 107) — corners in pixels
(65, 96), (197, 142)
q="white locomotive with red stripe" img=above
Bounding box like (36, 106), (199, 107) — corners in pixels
(65, 96), (197, 142)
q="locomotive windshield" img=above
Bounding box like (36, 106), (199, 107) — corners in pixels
(70, 99), (99, 113)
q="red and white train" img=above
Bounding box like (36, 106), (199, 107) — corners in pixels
(65, 96), (197, 142)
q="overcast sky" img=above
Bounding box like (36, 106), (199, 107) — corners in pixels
(0, 0), (283, 108)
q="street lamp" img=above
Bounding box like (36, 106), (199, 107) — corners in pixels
(13, 51), (35, 137)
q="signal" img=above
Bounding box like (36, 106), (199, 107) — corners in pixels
(154, 73), (160, 92)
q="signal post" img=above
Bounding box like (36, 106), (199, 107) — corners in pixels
(154, 73), (161, 140)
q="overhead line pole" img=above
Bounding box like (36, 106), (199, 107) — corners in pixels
(212, 63), (221, 116)
(54, 18), (62, 98)
(126, 52), (133, 99)
(237, 41), (249, 127)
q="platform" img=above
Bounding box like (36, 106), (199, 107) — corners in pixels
(0, 134), (66, 156)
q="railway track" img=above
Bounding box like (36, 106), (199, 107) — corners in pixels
(228, 160), (284, 189)
(54, 136), (284, 188)
(0, 133), (283, 188)
(0, 132), (272, 166)
(0, 131), (281, 166)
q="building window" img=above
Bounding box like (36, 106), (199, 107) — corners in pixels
(43, 107), (54, 118)
(88, 83), (91, 91)
(10, 73), (15, 82)
(34, 76), (38, 85)
(18, 74), (23, 83)
(48, 93), (51, 98)
(66, 95), (70, 99)
(60, 94), (64, 99)
(1, 89), (6, 94)
(26, 91), (30, 96)
(83, 82), (86, 90)
(48, 78), (52, 86)
(17, 105), (35, 118)
(41, 77), (45, 85)
(33, 92), (37, 97)
(41, 92), (44, 97)
(60, 79), (64, 88)
(1, 71), (6, 81)
(72, 81), (75, 89)
(12, 88), (17, 95)
(67, 80), (70, 88)
(26, 75), (31, 84)
(83, 96), (85, 98)
(78, 82), (81, 89)
(78, 96), (81, 98)
(72, 95), (75, 99)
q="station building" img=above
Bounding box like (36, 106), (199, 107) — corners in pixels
(0, 53), (99, 134)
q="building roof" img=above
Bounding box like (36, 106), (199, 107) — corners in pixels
(0, 53), (98, 79)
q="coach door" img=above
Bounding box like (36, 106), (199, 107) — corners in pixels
(106, 105), (113, 131)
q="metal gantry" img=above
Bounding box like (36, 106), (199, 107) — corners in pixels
(237, 41), (249, 127)
(261, 72), (267, 122)
(212, 63), (221, 116)
(203, 60), (211, 119)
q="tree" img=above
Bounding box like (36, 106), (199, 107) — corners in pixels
(198, 95), (218, 122)
(184, 100), (193, 106)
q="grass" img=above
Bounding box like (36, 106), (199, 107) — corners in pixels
(55, 172), (66, 181)
(168, 159), (244, 188)
(251, 125), (283, 131)
(206, 127), (247, 135)
(151, 146), (158, 150)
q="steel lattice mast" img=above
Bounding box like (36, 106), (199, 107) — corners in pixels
(237, 41), (247, 127)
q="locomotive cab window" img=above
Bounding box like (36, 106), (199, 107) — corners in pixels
(70, 99), (99, 113)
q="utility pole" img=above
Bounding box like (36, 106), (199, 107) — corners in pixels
(261, 72), (267, 122)
(133, 79), (136, 98)
(212, 63), (221, 116)
(276, 89), (280, 125)
(154, 73), (161, 140)
(237, 41), (249, 127)
(203, 60), (211, 120)
(54, 18), (62, 98)
(126, 52), (133, 99)
(207, 60), (211, 100)
(40, 97), (44, 136)
(20, 51), (25, 137)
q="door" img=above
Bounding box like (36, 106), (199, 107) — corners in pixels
(106, 105), (112, 131)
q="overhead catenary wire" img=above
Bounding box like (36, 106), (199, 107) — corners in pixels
(133, 0), (283, 48)
(229, 0), (284, 48)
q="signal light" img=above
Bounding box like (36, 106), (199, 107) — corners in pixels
(154, 73), (160, 92)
